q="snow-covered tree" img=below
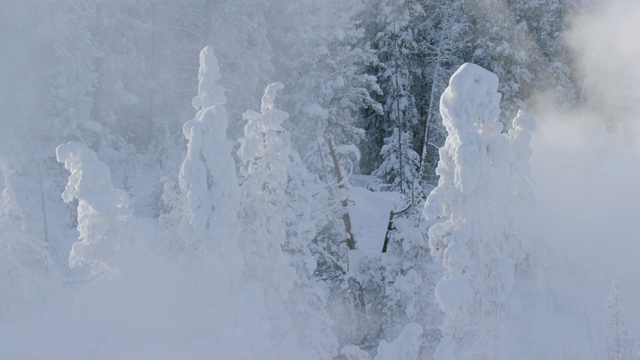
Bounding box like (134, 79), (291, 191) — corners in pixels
(372, 127), (420, 194)
(174, 45), (242, 283)
(505, 110), (539, 282)
(267, 5), (374, 339)
(48, 0), (101, 146)
(238, 82), (338, 359)
(468, 0), (538, 123)
(372, 0), (423, 195)
(208, 1), (274, 138)
(510, 0), (576, 105)
(56, 142), (134, 279)
(424, 63), (535, 359)
(91, 0), (149, 156)
(418, 1), (470, 185)
(237, 81), (295, 313)
(272, 0), (380, 173)
(284, 151), (340, 360)
(0, 160), (54, 320)
(382, 212), (442, 350)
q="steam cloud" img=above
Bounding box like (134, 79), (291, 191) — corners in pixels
(529, 0), (640, 346)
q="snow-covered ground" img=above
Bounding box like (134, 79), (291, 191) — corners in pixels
(349, 180), (407, 254)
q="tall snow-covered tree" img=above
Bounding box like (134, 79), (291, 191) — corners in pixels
(418, 1), (470, 185)
(174, 45), (242, 277)
(269, 4), (373, 337)
(271, 0), (380, 174)
(238, 82), (338, 359)
(284, 152), (340, 360)
(371, 0), (423, 195)
(238, 81), (295, 309)
(424, 63), (536, 359)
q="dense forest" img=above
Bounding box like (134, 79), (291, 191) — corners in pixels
(1, 0), (639, 359)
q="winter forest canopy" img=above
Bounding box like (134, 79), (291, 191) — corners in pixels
(1, 0), (640, 359)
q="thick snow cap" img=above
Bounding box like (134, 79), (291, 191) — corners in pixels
(438, 63), (503, 195)
(191, 45), (226, 110)
(440, 63), (502, 134)
(260, 82), (285, 115)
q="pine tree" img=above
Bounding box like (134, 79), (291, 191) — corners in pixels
(467, 0), (538, 123)
(372, 0), (423, 195)
(238, 82), (338, 359)
(56, 142), (133, 279)
(424, 63), (534, 359)
(91, 0), (149, 156)
(272, 0), (380, 173)
(418, 1), (470, 186)
(238, 81), (295, 304)
(48, 0), (101, 146)
(0, 160), (54, 321)
(165, 45), (247, 350)
(372, 128), (420, 193)
(175, 45), (242, 285)
(510, 0), (576, 105)
(284, 149), (340, 360)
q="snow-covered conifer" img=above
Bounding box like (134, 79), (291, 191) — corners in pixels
(48, 0), (101, 146)
(372, 128), (420, 194)
(469, 0), (538, 123)
(274, 0), (380, 173)
(56, 142), (133, 279)
(238, 82), (339, 359)
(0, 161), (54, 320)
(372, 0), (423, 195)
(176, 45), (242, 283)
(418, 1), (470, 185)
(424, 63), (527, 359)
(506, 110), (539, 278)
(238, 82), (295, 295)
(90, 1), (149, 159)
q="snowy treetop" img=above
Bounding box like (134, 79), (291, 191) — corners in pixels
(440, 63), (503, 138)
(56, 142), (129, 213)
(191, 45), (226, 111)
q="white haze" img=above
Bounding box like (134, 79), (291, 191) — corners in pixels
(528, 0), (640, 350)
(1, 1), (639, 359)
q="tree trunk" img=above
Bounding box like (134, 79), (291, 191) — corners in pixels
(327, 136), (356, 250)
